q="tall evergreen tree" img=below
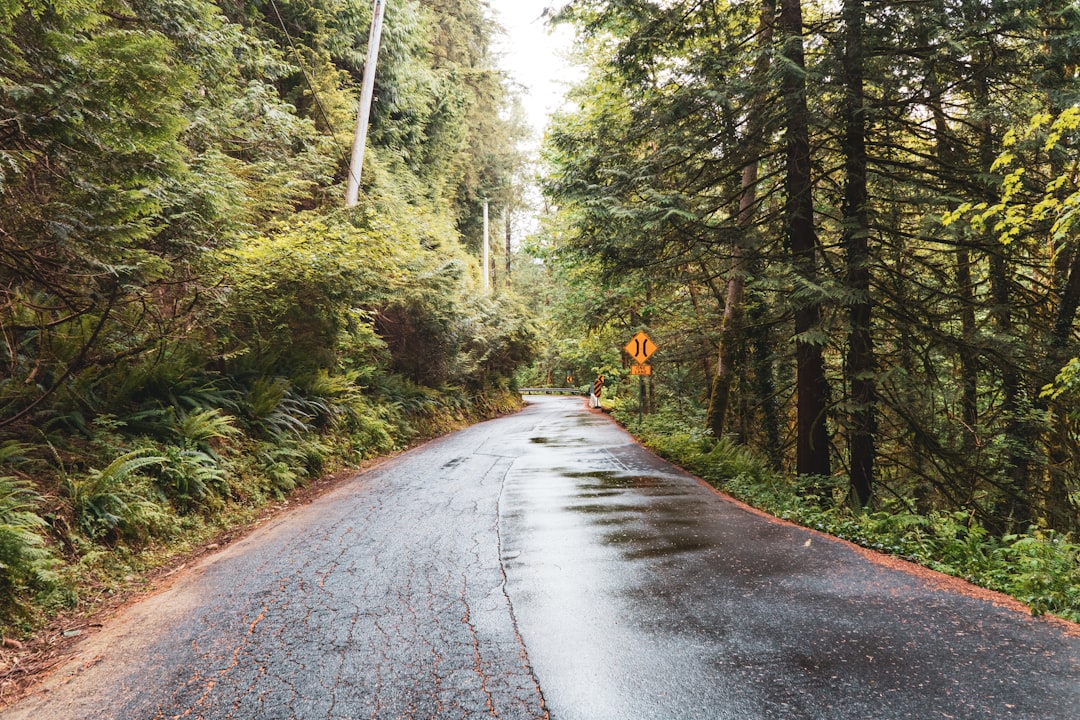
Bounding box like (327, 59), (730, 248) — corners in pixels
(779, 0), (830, 477)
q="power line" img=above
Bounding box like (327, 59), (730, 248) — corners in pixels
(265, 0), (352, 176)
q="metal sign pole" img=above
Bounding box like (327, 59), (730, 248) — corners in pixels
(638, 376), (644, 428)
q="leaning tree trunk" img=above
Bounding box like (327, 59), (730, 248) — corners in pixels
(706, 0), (775, 441)
(970, 54), (1034, 531)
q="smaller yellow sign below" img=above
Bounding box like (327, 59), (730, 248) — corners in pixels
(630, 364), (652, 376)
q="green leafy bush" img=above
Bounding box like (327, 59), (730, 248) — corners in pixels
(157, 446), (229, 513)
(242, 378), (313, 441)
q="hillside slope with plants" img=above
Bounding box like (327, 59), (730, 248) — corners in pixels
(528, 0), (1080, 621)
(0, 0), (537, 639)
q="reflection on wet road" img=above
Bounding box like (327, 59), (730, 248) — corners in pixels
(6, 396), (1079, 719)
(500, 398), (1080, 720)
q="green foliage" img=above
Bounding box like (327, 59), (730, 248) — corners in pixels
(454, 294), (540, 389)
(174, 408), (240, 449)
(242, 378), (312, 440)
(255, 442), (304, 496)
(631, 409), (775, 490)
(539, 0), (1080, 533)
(945, 107), (1080, 247)
(156, 446), (229, 513)
(0, 443), (58, 624)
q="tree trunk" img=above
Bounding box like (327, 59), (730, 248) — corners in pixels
(988, 249), (1033, 528)
(842, 0), (873, 505)
(956, 245), (980, 497)
(705, 217), (747, 439)
(1040, 237), (1080, 530)
(780, 0), (830, 477)
(706, 0), (775, 441)
(929, 56), (981, 499)
(1051, 245), (1080, 351)
(685, 275), (714, 380)
(749, 280), (783, 468)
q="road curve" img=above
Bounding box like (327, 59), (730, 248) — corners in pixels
(4, 396), (1079, 719)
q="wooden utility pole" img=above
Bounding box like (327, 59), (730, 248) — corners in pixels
(345, 0), (386, 207)
(505, 208), (512, 287)
(482, 199), (490, 290)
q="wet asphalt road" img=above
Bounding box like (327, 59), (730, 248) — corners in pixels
(5, 396), (1079, 719)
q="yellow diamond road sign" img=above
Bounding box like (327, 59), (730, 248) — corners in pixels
(624, 331), (657, 365)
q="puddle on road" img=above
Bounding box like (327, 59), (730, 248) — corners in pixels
(564, 470), (664, 490)
(591, 516), (634, 527)
(608, 535), (717, 561)
(570, 503), (639, 515)
(557, 469), (718, 563)
(576, 489), (622, 499)
(528, 435), (592, 448)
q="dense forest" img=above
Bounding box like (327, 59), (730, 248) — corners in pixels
(530, 1), (1080, 614)
(0, 0), (536, 633)
(4, 0), (1080, 640)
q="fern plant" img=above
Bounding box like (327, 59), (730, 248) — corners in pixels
(62, 448), (172, 543)
(157, 446), (229, 513)
(252, 441), (306, 497)
(0, 471), (58, 625)
(151, 408), (238, 512)
(174, 408), (239, 452)
(244, 377), (313, 440)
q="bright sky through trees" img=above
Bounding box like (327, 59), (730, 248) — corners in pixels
(488, 0), (579, 135)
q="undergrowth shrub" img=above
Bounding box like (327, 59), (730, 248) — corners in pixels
(147, 408), (239, 513)
(3, 361), (525, 637)
(243, 377), (313, 440)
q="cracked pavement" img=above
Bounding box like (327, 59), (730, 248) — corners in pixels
(5, 396), (1079, 719)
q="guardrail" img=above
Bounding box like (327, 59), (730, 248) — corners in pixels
(519, 387), (584, 395)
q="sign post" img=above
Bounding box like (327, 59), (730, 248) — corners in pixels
(623, 332), (657, 427)
(591, 374), (604, 409)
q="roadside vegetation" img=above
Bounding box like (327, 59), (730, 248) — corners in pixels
(0, 0), (536, 640)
